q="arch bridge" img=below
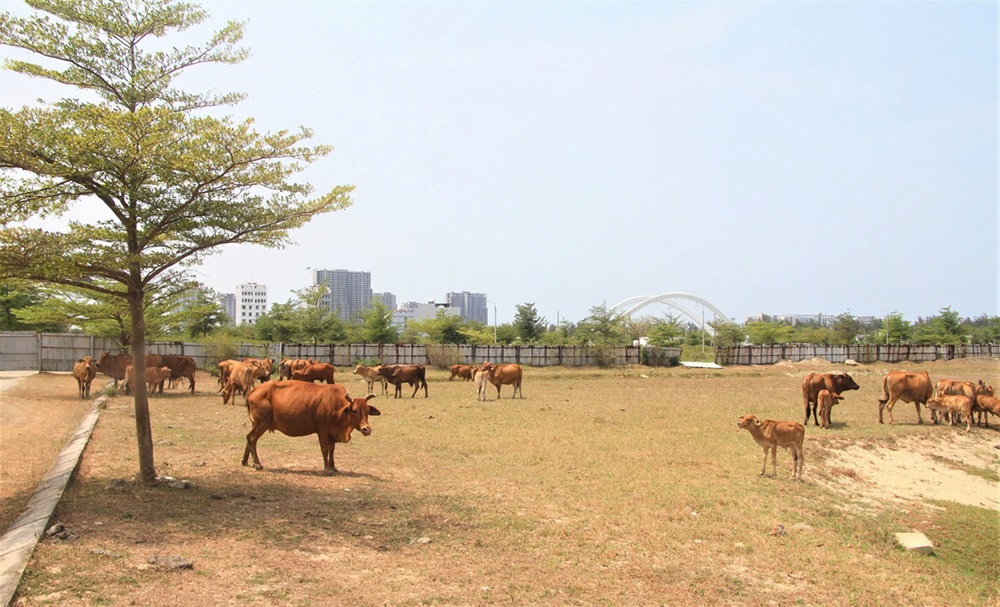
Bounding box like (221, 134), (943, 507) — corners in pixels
(610, 292), (733, 337)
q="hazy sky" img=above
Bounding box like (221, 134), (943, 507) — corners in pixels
(3, 1), (997, 326)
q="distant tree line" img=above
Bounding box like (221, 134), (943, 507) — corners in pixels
(3, 282), (997, 350)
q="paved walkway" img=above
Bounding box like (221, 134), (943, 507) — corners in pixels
(0, 372), (103, 607)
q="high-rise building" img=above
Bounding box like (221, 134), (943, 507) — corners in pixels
(392, 301), (459, 329)
(373, 292), (397, 312)
(219, 293), (236, 325)
(313, 269), (372, 321)
(235, 282), (267, 325)
(446, 291), (488, 323)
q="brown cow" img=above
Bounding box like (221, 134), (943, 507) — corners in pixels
(801, 373), (859, 426)
(279, 359), (314, 380)
(878, 370), (933, 425)
(449, 364), (476, 382)
(96, 351), (162, 393)
(124, 364), (171, 395)
(933, 379), (980, 424)
(242, 357), (274, 384)
(352, 364), (388, 395)
(222, 361), (255, 406)
(974, 393), (1000, 427)
(925, 395), (973, 432)
(737, 414), (805, 479)
(160, 355), (196, 393)
(72, 356), (98, 399)
(482, 362), (523, 399)
(242, 381), (380, 475)
(816, 389), (843, 429)
(377, 364), (428, 398)
(291, 362), (336, 384)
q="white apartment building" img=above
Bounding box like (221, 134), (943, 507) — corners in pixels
(236, 282), (268, 325)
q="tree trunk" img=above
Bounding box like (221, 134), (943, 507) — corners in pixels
(128, 277), (156, 485)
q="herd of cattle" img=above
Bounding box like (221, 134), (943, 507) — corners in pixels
(70, 353), (997, 477)
(739, 369), (999, 480)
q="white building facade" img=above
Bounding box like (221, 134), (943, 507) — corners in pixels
(236, 282), (268, 325)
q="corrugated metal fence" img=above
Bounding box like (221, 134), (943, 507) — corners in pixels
(715, 343), (1000, 366)
(0, 333), (676, 371)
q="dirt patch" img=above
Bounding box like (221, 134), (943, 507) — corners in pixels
(817, 433), (1000, 512)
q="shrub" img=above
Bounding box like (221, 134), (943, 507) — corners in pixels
(425, 344), (460, 369)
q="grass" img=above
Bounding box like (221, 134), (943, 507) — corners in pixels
(6, 358), (1000, 606)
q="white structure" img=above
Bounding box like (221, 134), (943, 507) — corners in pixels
(235, 282), (268, 326)
(610, 292), (733, 337)
(392, 301), (460, 329)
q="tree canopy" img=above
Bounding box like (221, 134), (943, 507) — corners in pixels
(0, 0), (353, 483)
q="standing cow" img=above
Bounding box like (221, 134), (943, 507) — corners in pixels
(377, 364), (428, 398)
(482, 362), (523, 399)
(801, 373), (859, 426)
(878, 370), (933, 424)
(243, 381), (380, 475)
(72, 356), (98, 399)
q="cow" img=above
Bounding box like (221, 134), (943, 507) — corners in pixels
(160, 355), (197, 393)
(974, 393), (1000, 427)
(737, 414), (805, 479)
(449, 364), (476, 382)
(377, 364), (428, 398)
(96, 351), (162, 394)
(925, 395), (974, 432)
(242, 381), (380, 475)
(291, 362), (336, 384)
(482, 362), (523, 399)
(933, 379), (980, 424)
(801, 373), (860, 427)
(877, 370), (933, 425)
(72, 356), (98, 399)
(474, 368), (490, 401)
(124, 364), (171, 395)
(816, 389), (842, 429)
(242, 357), (275, 384)
(279, 359), (314, 380)
(352, 364), (388, 395)
(222, 361), (256, 406)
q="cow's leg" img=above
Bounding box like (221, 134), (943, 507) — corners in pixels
(759, 448), (768, 477)
(913, 401), (923, 424)
(410, 380), (419, 398)
(422, 379), (428, 398)
(318, 434), (335, 475)
(804, 400), (813, 426)
(770, 446), (778, 478)
(243, 425), (267, 470)
(515, 381), (523, 399)
(189, 375), (195, 394)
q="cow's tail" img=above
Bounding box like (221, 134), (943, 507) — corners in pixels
(877, 375), (889, 404)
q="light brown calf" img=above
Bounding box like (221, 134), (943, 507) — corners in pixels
(817, 389), (842, 429)
(737, 414), (805, 479)
(974, 393), (1000, 427)
(474, 369), (490, 401)
(352, 364), (389, 395)
(72, 356), (98, 399)
(924, 395), (973, 432)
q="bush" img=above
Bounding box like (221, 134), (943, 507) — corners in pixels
(202, 335), (242, 371)
(425, 344), (460, 369)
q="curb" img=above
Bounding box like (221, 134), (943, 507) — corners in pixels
(0, 395), (103, 607)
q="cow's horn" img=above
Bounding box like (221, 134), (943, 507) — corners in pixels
(365, 393), (377, 401)
(345, 394), (353, 404)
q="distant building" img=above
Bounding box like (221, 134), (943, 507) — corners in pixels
(392, 301), (459, 329)
(236, 283), (267, 325)
(373, 292), (397, 312)
(745, 313), (880, 327)
(313, 269), (372, 322)
(219, 293), (236, 325)
(446, 291), (488, 323)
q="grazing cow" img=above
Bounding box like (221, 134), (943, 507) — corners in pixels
(816, 389), (842, 429)
(352, 364), (389, 395)
(222, 362), (256, 406)
(482, 362), (523, 399)
(933, 379), (980, 424)
(242, 381), (380, 475)
(974, 393), (1000, 427)
(160, 355), (197, 393)
(377, 364), (428, 398)
(242, 357), (274, 384)
(96, 351), (162, 394)
(449, 364), (476, 382)
(291, 362), (336, 384)
(72, 356), (98, 399)
(737, 414), (805, 479)
(474, 369), (490, 401)
(878, 370), (933, 425)
(801, 373), (860, 426)
(925, 395), (973, 432)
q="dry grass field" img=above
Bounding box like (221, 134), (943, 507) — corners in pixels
(3, 358), (999, 607)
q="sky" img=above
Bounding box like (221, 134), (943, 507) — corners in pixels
(2, 0), (997, 326)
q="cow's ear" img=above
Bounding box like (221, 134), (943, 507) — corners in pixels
(754, 418), (762, 427)
(368, 405), (382, 416)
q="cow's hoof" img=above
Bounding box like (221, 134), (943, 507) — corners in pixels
(324, 469), (336, 476)
(253, 464), (264, 471)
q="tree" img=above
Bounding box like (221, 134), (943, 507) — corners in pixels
(711, 321), (746, 348)
(0, 281), (66, 331)
(647, 314), (685, 347)
(883, 312), (911, 344)
(0, 1), (353, 483)
(293, 285), (344, 344)
(912, 307), (967, 345)
(513, 302), (547, 343)
(831, 313), (861, 345)
(355, 301), (398, 344)
(745, 321), (793, 345)
(176, 287), (228, 338)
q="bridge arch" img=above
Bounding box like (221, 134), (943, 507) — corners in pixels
(610, 292), (733, 337)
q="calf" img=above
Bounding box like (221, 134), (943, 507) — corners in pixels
(72, 356), (98, 399)
(449, 364), (476, 382)
(925, 395), (973, 432)
(737, 414), (805, 479)
(474, 369), (490, 401)
(352, 364), (389, 395)
(974, 393), (1000, 427)
(124, 364), (170, 396)
(816, 389), (842, 429)
(801, 373), (859, 427)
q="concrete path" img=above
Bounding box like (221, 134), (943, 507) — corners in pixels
(0, 375), (103, 607)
